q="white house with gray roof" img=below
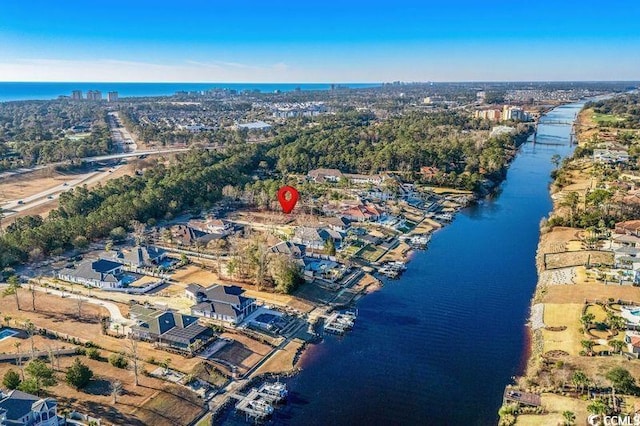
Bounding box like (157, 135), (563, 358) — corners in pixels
(187, 284), (257, 325)
(57, 258), (125, 288)
(0, 390), (57, 426)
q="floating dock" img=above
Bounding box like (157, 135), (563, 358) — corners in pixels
(231, 381), (288, 422)
(323, 311), (357, 335)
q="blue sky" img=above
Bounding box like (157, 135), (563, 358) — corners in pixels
(1, 0), (639, 82)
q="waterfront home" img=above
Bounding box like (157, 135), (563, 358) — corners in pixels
(593, 148), (630, 165)
(625, 331), (640, 356)
(110, 245), (167, 268)
(341, 204), (384, 222)
(303, 258), (346, 282)
(130, 304), (213, 353)
(292, 227), (343, 250)
(307, 168), (343, 183)
(621, 307), (640, 328)
(57, 258), (125, 288)
(0, 390), (58, 426)
(188, 284), (257, 325)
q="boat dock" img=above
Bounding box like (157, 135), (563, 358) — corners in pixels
(231, 388), (274, 421)
(230, 381), (288, 422)
(378, 260), (407, 278)
(323, 310), (357, 335)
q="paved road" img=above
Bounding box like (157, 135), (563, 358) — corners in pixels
(1, 164), (127, 218)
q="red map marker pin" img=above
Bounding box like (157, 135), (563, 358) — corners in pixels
(277, 185), (299, 214)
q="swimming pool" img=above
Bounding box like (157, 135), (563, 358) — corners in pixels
(0, 328), (18, 341)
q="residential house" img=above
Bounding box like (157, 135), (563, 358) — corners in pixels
(420, 166), (440, 180)
(188, 218), (234, 236)
(269, 241), (306, 259)
(593, 149), (630, 164)
(323, 216), (351, 233)
(614, 234), (640, 247)
(341, 204), (384, 222)
(343, 173), (386, 185)
(0, 390), (58, 426)
(626, 332), (640, 356)
(129, 305), (213, 352)
(292, 227), (343, 250)
(169, 224), (221, 246)
(307, 168), (343, 183)
(615, 220), (640, 237)
(110, 246), (166, 268)
(57, 259), (125, 289)
(189, 285), (257, 325)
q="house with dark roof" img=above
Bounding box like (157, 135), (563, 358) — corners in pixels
(0, 390), (58, 426)
(110, 246), (166, 268)
(269, 241), (306, 259)
(292, 227), (343, 250)
(130, 305), (213, 353)
(57, 259), (125, 289)
(187, 285), (257, 325)
(169, 224), (222, 246)
(323, 216), (351, 233)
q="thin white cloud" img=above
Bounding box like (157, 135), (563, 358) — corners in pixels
(0, 58), (304, 82)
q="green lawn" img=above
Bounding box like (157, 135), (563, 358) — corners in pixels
(357, 244), (385, 262)
(592, 112), (626, 125)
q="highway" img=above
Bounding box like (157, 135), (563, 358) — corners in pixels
(0, 112), (191, 218)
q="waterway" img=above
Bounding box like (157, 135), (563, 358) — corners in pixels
(221, 101), (586, 425)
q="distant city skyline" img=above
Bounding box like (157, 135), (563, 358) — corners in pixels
(1, 0), (639, 82)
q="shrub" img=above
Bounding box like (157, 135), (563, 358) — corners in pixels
(86, 348), (101, 360)
(109, 353), (129, 369)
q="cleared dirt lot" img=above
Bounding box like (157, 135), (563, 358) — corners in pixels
(212, 332), (271, 376)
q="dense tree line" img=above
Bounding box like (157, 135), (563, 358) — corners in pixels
(0, 100), (113, 170)
(266, 111), (531, 188)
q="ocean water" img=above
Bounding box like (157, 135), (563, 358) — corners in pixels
(0, 82), (379, 102)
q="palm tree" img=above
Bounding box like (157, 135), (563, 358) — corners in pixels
(560, 191), (580, 227)
(572, 371), (589, 394)
(581, 339), (596, 356)
(25, 321), (36, 359)
(2, 276), (21, 311)
(609, 340), (625, 354)
(13, 342), (23, 380)
(580, 313), (596, 330)
(607, 314), (626, 332)
(562, 410), (575, 426)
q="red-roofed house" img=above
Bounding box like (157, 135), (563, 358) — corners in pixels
(420, 166), (440, 180)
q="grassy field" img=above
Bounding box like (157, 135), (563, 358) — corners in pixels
(541, 303), (583, 355)
(592, 112), (626, 125)
(357, 244), (385, 262)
